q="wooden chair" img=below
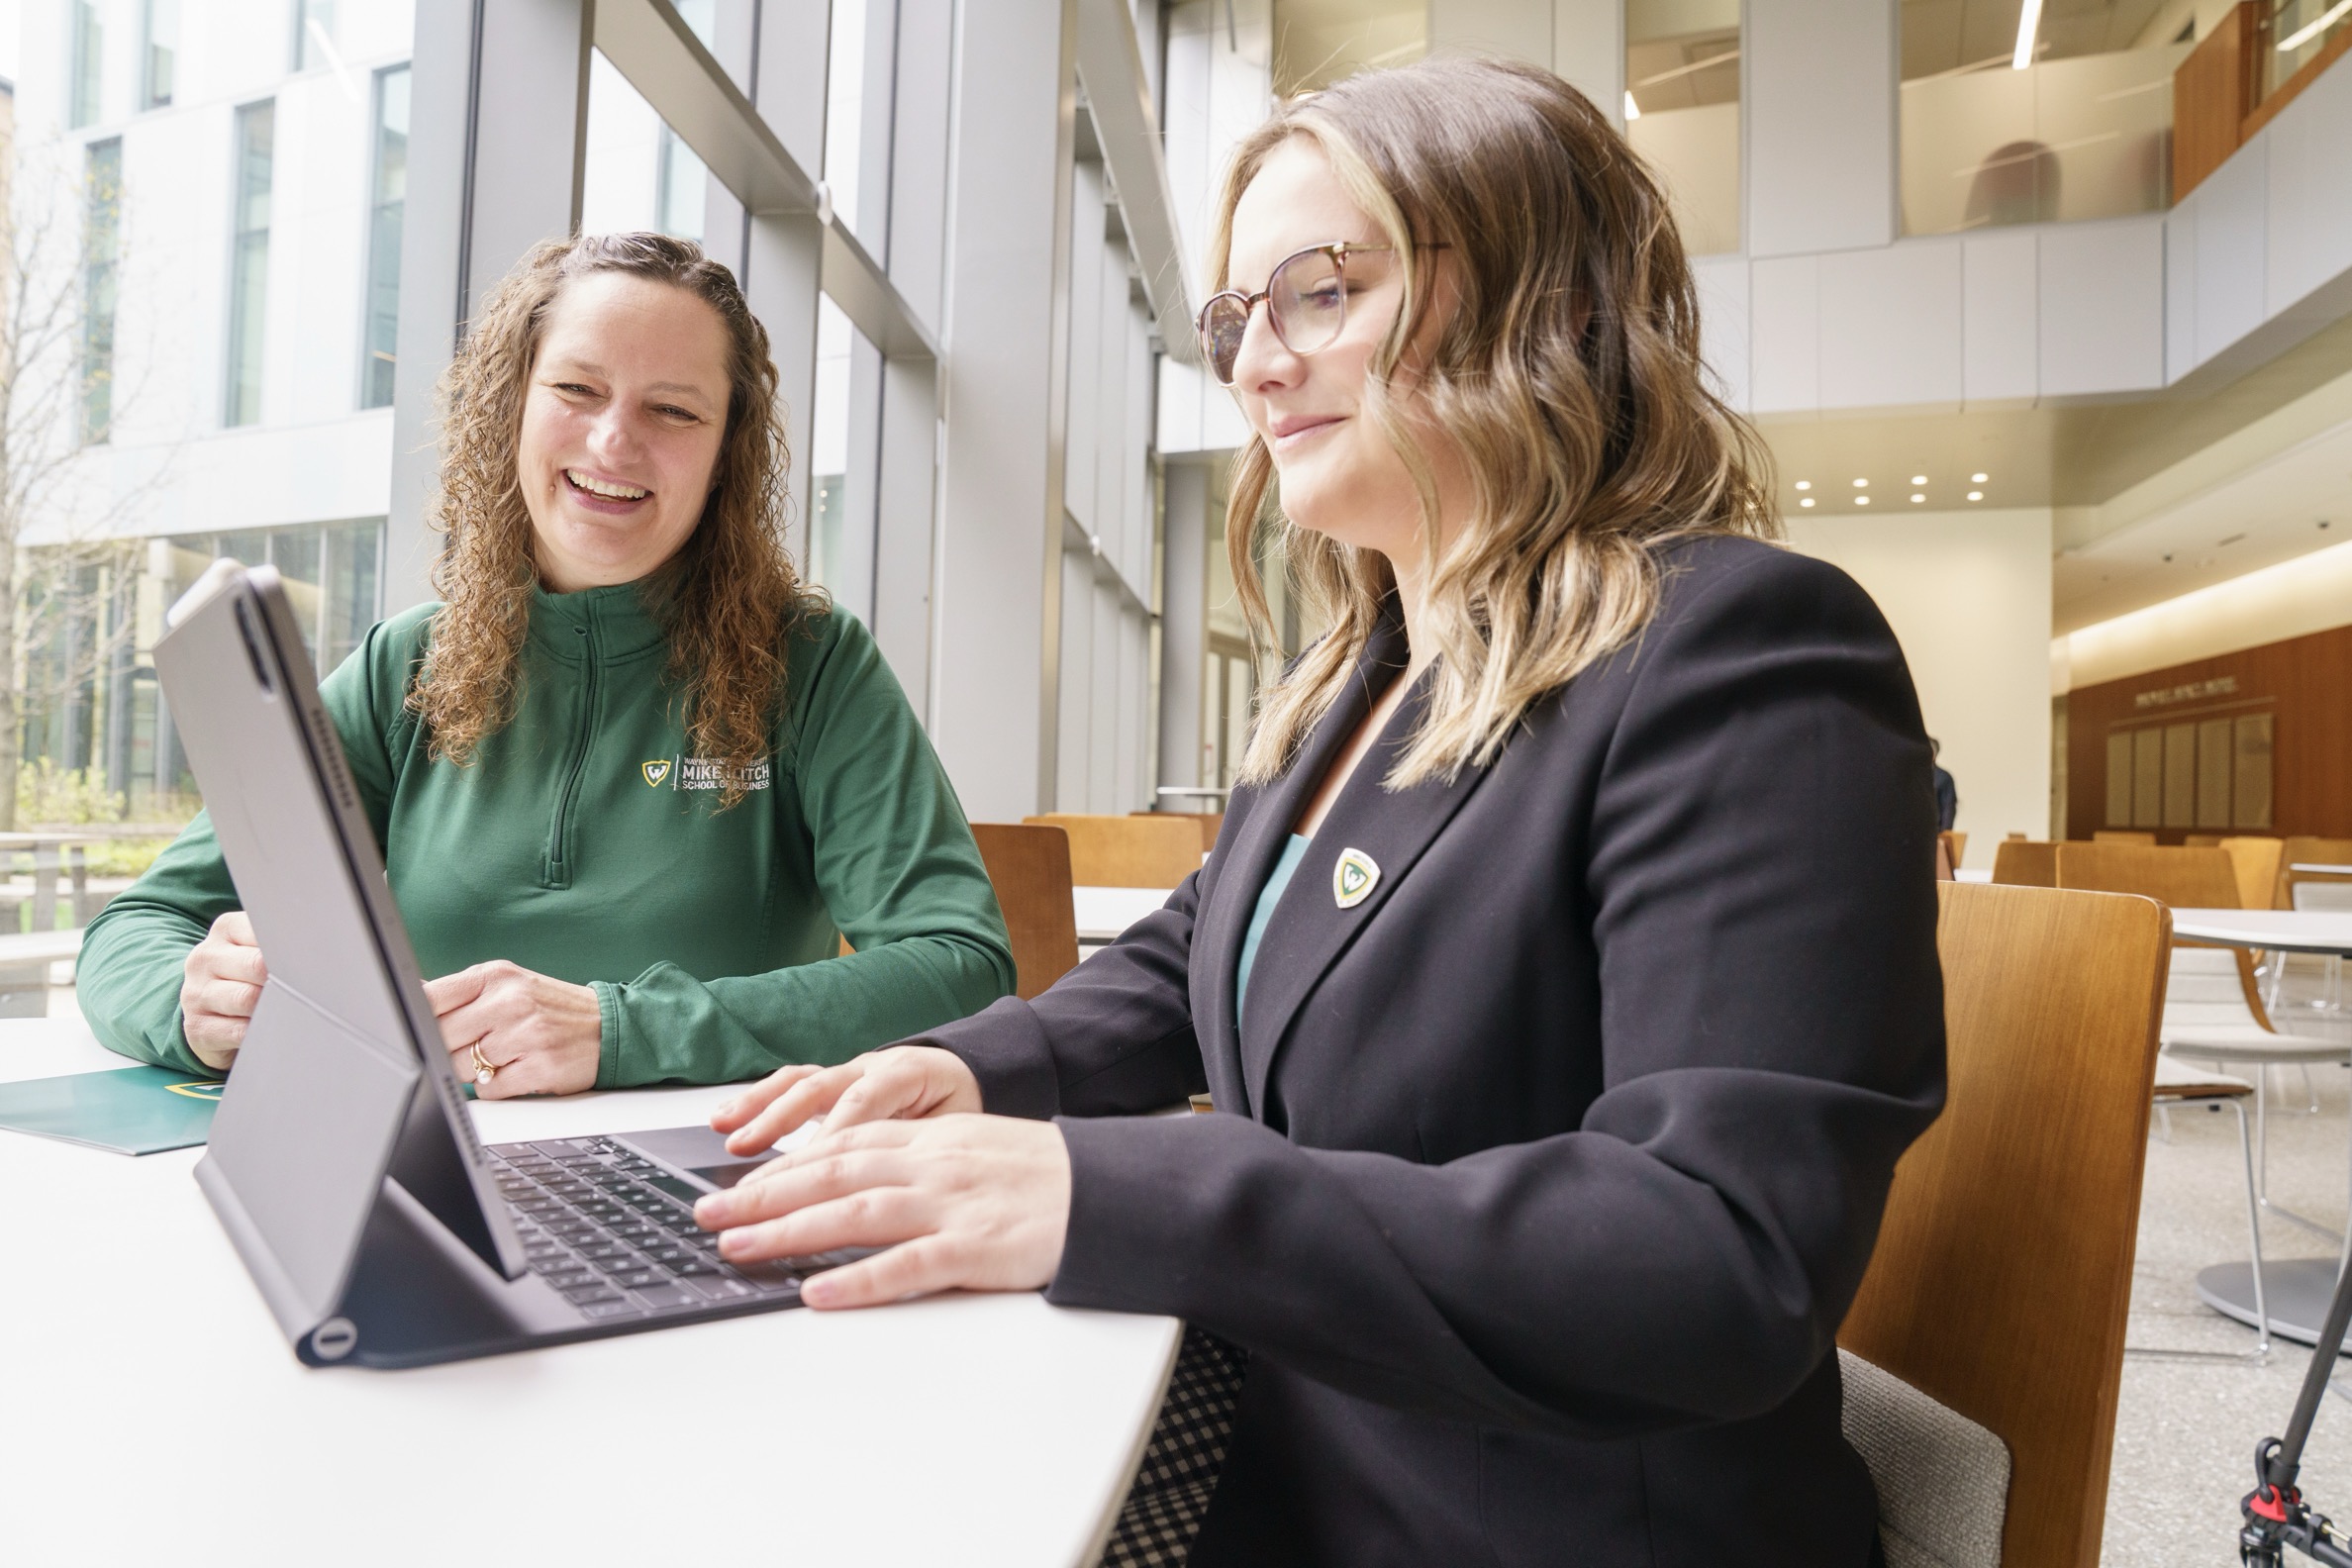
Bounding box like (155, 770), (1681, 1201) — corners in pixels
(1935, 837), (1953, 881)
(1938, 830), (1968, 873)
(2186, 833), (2223, 847)
(2093, 831), (2155, 845)
(2218, 835), (2285, 912)
(1025, 813), (1203, 889)
(1134, 810), (1222, 856)
(1840, 882), (2173, 1567)
(1991, 840), (2056, 888)
(969, 824), (1081, 1000)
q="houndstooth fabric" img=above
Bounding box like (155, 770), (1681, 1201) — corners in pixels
(1099, 1327), (1250, 1568)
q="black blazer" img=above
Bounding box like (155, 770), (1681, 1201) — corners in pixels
(926, 536), (1944, 1566)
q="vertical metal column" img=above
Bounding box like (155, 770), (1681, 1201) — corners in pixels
(743, 1), (829, 567)
(1156, 456), (1209, 803)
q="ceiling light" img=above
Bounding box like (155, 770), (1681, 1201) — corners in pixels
(1800, 497), (1814, 508)
(1795, 480), (1811, 491)
(1911, 475), (1927, 485)
(1855, 495), (1871, 506)
(2279, 0), (2352, 51)
(1852, 478), (1869, 488)
(1967, 490), (1984, 501)
(2012, 0), (2043, 68)
(1911, 493), (1925, 503)
(1971, 472), (1989, 483)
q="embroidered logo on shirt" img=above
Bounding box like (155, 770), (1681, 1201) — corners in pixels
(1333, 847), (1379, 909)
(641, 755), (773, 792)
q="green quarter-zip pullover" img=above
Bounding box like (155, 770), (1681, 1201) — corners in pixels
(80, 583), (1015, 1085)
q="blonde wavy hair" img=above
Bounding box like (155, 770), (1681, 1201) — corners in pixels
(411, 233), (809, 808)
(1216, 58), (1777, 786)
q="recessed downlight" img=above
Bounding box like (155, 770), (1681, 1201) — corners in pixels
(1855, 495), (1872, 506)
(1911, 475), (1928, 486)
(1800, 497), (1815, 508)
(1911, 493), (1925, 503)
(1852, 478), (1869, 489)
(1967, 490), (1984, 501)
(1795, 480), (1812, 491)
(1971, 472), (1989, 483)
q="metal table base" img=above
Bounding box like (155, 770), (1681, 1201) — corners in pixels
(2201, 1259), (2352, 1350)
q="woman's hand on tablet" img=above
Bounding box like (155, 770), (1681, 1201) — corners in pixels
(693, 1113), (1070, 1309)
(181, 911), (267, 1071)
(709, 1044), (982, 1158)
(426, 960), (603, 1097)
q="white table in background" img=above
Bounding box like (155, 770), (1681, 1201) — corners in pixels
(0, 1018), (1181, 1567)
(1953, 868), (1992, 884)
(1073, 886), (1177, 944)
(2292, 863), (2352, 877)
(2171, 909), (2352, 1349)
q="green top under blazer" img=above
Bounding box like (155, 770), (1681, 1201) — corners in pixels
(79, 582), (1016, 1086)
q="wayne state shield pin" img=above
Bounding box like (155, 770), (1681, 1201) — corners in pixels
(1333, 847), (1379, 909)
(641, 759), (672, 787)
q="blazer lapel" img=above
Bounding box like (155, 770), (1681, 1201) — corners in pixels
(1237, 647), (1493, 1119)
(1197, 621), (1407, 1123)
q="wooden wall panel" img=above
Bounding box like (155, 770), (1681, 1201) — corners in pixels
(2068, 622), (2352, 842)
(2172, 2), (2257, 201)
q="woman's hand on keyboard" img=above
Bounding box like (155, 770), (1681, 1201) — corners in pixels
(181, 911), (267, 1071)
(710, 1045), (982, 1160)
(693, 1112), (1069, 1308)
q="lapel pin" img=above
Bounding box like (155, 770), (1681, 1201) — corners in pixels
(1333, 847), (1380, 910)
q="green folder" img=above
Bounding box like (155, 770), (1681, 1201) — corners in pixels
(0, 1065), (225, 1155)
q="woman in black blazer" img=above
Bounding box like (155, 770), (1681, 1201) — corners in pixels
(694, 58), (1943, 1566)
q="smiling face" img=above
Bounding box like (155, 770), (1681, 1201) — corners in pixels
(515, 270), (733, 593)
(1224, 137), (1465, 571)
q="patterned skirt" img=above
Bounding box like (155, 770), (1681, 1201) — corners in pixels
(1098, 1326), (1250, 1567)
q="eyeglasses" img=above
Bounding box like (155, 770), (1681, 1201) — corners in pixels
(1195, 242), (1415, 387)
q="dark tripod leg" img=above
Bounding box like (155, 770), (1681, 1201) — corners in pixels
(2245, 1254), (2352, 1564)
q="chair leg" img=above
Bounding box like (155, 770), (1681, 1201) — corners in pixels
(2155, 1104), (2174, 1143)
(2303, 1064), (2322, 1114)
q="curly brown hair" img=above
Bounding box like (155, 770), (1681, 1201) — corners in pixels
(411, 233), (810, 808)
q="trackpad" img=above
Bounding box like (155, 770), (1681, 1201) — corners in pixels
(617, 1124), (780, 1192)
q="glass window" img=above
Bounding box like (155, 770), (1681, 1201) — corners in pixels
(825, 0), (871, 232)
(295, 0), (338, 71)
(69, 0), (103, 129)
(582, 51), (707, 243)
(2262, 0), (2352, 99)
(80, 139), (122, 445)
(1270, 0), (1424, 95)
(226, 101), (276, 428)
(141, 0), (178, 111)
(1900, 0), (2188, 236)
(361, 65), (410, 410)
(1625, 0), (1741, 256)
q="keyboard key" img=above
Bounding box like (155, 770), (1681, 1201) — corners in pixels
(579, 1300), (643, 1320)
(609, 1268), (668, 1289)
(630, 1283), (700, 1311)
(682, 1274), (754, 1302)
(559, 1282), (621, 1305)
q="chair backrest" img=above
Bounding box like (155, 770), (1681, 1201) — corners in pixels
(968, 824), (1080, 1000)
(2280, 835), (2352, 871)
(1991, 840), (2056, 888)
(1133, 810), (1223, 855)
(1841, 881), (2169, 1568)
(2093, 831), (2155, 845)
(1935, 836), (1953, 881)
(1025, 813), (1203, 889)
(2217, 836), (2284, 912)
(2053, 843), (2239, 908)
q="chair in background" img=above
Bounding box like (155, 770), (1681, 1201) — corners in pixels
(1991, 840), (2057, 888)
(1839, 882), (2184, 1567)
(1134, 810), (1222, 856)
(1935, 837), (1954, 881)
(1938, 831), (1968, 873)
(2218, 836), (2285, 912)
(2094, 831), (2156, 846)
(969, 824), (1081, 1000)
(2056, 843), (2346, 1240)
(1025, 814), (1203, 889)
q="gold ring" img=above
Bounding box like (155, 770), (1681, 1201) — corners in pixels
(471, 1043), (497, 1086)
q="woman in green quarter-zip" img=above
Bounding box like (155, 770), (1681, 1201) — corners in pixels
(78, 233), (1015, 1095)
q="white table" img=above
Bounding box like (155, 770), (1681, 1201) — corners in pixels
(2292, 863), (2352, 877)
(0, 1019), (1181, 1567)
(1072, 886), (1176, 944)
(2170, 910), (2352, 1350)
